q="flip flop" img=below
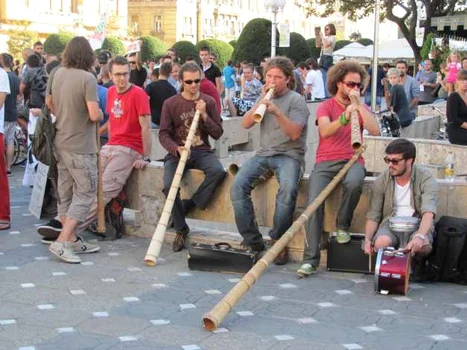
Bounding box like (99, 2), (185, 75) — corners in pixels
(0, 220), (10, 230)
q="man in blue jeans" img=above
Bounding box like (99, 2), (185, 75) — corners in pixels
(231, 56), (309, 265)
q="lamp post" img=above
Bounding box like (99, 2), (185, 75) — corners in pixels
(264, 0), (286, 57)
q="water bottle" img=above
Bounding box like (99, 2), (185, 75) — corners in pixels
(445, 152), (455, 181)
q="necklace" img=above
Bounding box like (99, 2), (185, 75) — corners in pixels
(336, 97), (351, 107)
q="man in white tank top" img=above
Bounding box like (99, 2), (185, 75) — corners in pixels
(364, 139), (438, 258)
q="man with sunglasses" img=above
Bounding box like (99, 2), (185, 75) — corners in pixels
(297, 60), (380, 277)
(128, 41), (147, 88)
(159, 62), (225, 252)
(364, 139), (437, 259)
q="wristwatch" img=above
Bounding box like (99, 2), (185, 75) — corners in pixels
(143, 156), (151, 162)
(413, 233), (428, 241)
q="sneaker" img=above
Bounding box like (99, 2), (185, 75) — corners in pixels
(37, 219), (62, 238)
(297, 263), (317, 277)
(41, 237), (56, 245)
(49, 241), (81, 264)
(271, 239), (288, 266)
(71, 236), (100, 254)
(336, 229), (351, 244)
(241, 241), (265, 252)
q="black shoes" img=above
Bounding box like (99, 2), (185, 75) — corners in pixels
(37, 219), (62, 238)
(173, 227), (190, 252)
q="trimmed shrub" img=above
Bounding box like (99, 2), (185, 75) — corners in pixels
(229, 40), (237, 50)
(196, 39), (233, 68)
(172, 40), (198, 63)
(139, 36), (167, 62)
(335, 40), (352, 51)
(277, 32), (311, 63)
(357, 38), (374, 46)
(232, 18), (276, 64)
(101, 36), (125, 56)
(44, 32), (74, 55)
(306, 38), (322, 60)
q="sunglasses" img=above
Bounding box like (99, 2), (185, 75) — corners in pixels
(184, 79), (201, 85)
(342, 81), (362, 89)
(129, 61), (136, 65)
(384, 156), (405, 165)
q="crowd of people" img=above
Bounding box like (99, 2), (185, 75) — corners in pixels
(0, 34), (465, 276)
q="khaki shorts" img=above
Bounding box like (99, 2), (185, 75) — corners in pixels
(372, 220), (434, 248)
(55, 149), (97, 223)
(3, 122), (16, 145)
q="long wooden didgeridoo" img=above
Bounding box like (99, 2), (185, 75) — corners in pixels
(202, 145), (367, 331)
(252, 88), (274, 123)
(349, 95), (362, 150)
(144, 110), (201, 266)
(96, 124), (106, 234)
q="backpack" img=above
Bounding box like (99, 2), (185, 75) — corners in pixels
(428, 216), (467, 283)
(32, 105), (56, 169)
(104, 190), (127, 240)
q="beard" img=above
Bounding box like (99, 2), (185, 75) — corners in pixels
(389, 164), (408, 177)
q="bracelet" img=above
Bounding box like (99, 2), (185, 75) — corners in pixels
(413, 233), (428, 241)
(339, 112), (349, 125)
(143, 156), (151, 162)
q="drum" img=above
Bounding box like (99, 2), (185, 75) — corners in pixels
(374, 247), (410, 295)
(389, 216), (419, 233)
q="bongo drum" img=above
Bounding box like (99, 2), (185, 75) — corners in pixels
(374, 247), (410, 295)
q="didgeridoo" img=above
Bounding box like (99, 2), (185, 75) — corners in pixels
(144, 110), (202, 266)
(96, 125), (106, 234)
(202, 145), (367, 331)
(252, 88), (275, 123)
(349, 95), (362, 150)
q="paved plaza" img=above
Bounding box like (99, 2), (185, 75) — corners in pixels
(1, 167), (467, 350)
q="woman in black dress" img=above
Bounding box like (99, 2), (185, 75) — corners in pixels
(447, 69), (467, 145)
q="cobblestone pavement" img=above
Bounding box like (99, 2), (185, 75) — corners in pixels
(2, 167), (467, 350)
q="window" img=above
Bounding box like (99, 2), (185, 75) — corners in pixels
(184, 16), (192, 35)
(131, 15), (139, 32)
(154, 15), (162, 32)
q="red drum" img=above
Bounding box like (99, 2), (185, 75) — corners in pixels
(374, 247), (410, 295)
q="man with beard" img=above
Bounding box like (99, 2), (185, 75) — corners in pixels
(364, 139), (437, 258)
(159, 62), (225, 252)
(395, 60), (420, 119)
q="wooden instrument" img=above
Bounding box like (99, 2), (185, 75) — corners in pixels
(374, 247), (410, 295)
(96, 124), (106, 234)
(144, 110), (201, 266)
(349, 95), (362, 150)
(202, 145), (367, 331)
(252, 88), (274, 123)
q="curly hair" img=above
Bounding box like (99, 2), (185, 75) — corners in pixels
(265, 56), (295, 90)
(327, 60), (368, 96)
(62, 36), (95, 71)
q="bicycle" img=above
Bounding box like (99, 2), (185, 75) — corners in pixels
(374, 110), (401, 138)
(13, 123), (27, 166)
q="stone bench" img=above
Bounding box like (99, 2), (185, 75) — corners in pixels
(124, 163), (467, 262)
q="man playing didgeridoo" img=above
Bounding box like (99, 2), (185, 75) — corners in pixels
(231, 56), (310, 266)
(364, 139), (437, 259)
(159, 62), (225, 252)
(297, 60), (380, 277)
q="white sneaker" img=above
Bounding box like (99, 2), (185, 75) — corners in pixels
(49, 241), (81, 264)
(71, 236), (100, 254)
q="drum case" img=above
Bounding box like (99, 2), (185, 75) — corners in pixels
(327, 233), (375, 274)
(187, 242), (257, 274)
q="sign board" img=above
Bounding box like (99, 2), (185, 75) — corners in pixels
(28, 162), (49, 219)
(126, 41), (141, 55)
(279, 23), (290, 47)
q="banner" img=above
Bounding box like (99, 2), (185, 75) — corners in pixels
(279, 23), (290, 48)
(89, 12), (108, 51)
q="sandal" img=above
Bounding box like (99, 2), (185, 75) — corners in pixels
(0, 220), (10, 230)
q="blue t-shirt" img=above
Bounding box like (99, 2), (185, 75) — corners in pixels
(97, 84), (108, 137)
(223, 65), (236, 89)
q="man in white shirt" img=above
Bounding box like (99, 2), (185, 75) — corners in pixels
(304, 59), (325, 100)
(0, 67), (11, 230)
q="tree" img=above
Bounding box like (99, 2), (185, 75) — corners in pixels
(349, 31), (362, 41)
(196, 39), (234, 68)
(101, 36), (125, 56)
(277, 32), (311, 63)
(172, 41), (198, 63)
(229, 40), (238, 50)
(357, 38), (374, 46)
(139, 36), (167, 62)
(305, 38), (322, 60)
(297, 0), (466, 65)
(335, 40), (352, 51)
(232, 18), (275, 64)
(6, 21), (38, 60)
(44, 32), (74, 55)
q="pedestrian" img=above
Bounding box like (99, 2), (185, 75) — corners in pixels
(0, 63), (11, 230)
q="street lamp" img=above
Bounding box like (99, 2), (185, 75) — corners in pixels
(264, 0), (286, 57)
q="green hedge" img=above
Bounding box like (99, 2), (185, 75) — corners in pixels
(357, 38), (373, 46)
(101, 36), (125, 56)
(305, 38), (322, 60)
(232, 18), (275, 64)
(196, 39), (233, 67)
(44, 32), (74, 55)
(335, 40), (352, 51)
(277, 32), (311, 64)
(229, 40), (237, 50)
(139, 36), (167, 62)
(172, 40), (198, 63)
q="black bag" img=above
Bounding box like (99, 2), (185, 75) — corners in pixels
(431, 83), (442, 98)
(429, 216), (467, 283)
(188, 242), (257, 274)
(319, 55), (333, 69)
(327, 233), (375, 274)
(104, 190), (127, 239)
(32, 105), (56, 168)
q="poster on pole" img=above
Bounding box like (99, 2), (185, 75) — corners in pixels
(279, 23), (290, 47)
(89, 12), (108, 51)
(28, 162), (49, 219)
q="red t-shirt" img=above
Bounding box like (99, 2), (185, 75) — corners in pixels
(200, 78), (221, 115)
(315, 97), (365, 165)
(106, 85), (151, 155)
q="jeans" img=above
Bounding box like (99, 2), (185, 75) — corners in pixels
(303, 160), (365, 266)
(163, 149), (226, 233)
(231, 155), (302, 246)
(321, 68), (329, 98)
